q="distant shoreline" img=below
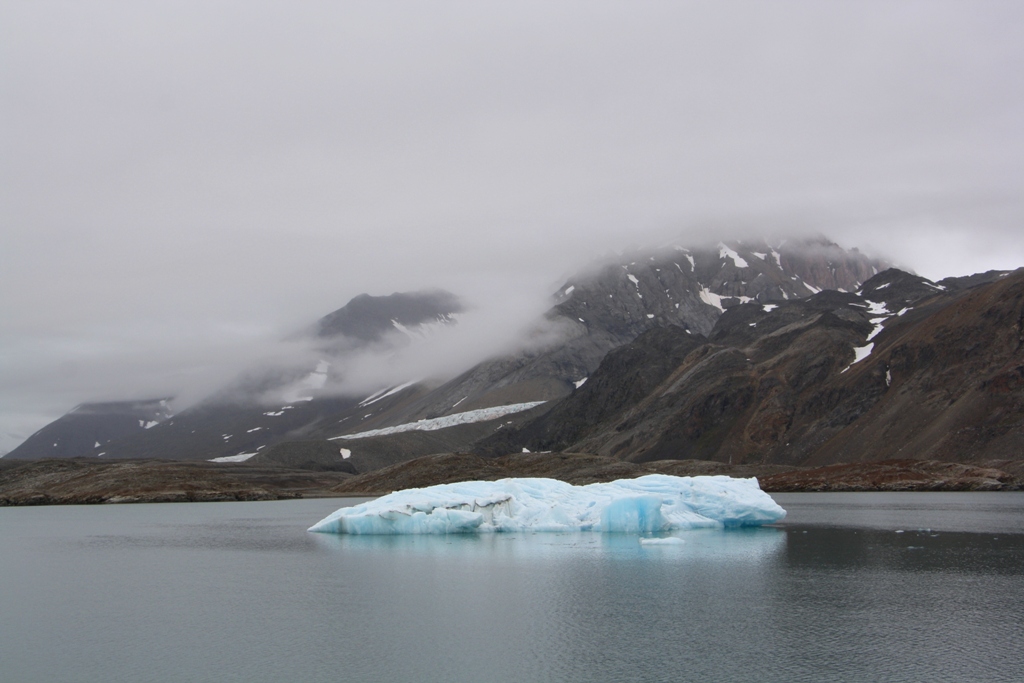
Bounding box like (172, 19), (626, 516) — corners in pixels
(2, 454), (1022, 506)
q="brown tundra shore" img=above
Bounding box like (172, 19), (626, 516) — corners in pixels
(2, 454), (1023, 506)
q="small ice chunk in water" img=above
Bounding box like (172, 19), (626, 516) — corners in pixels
(308, 475), (786, 535)
(640, 537), (686, 546)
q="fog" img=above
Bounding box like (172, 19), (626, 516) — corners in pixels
(2, 1), (1023, 452)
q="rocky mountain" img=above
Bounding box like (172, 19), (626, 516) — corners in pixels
(5, 399), (173, 460)
(479, 267), (1022, 467)
(4, 235), (887, 467)
(314, 289), (462, 344)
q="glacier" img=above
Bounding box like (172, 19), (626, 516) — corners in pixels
(328, 401), (546, 441)
(308, 474), (785, 535)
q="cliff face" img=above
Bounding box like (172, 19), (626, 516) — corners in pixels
(482, 268), (1024, 468)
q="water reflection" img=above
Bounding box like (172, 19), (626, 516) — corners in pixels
(310, 526), (787, 563)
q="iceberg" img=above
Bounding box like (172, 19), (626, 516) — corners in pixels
(308, 474), (785, 535)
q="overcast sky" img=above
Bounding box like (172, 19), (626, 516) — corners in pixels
(2, 1), (1023, 453)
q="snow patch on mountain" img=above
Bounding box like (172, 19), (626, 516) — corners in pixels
(359, 380), (420, 407)
(718, 243), (749, 269)
(209, 452), (257, 463)
(329, 402), (547, 441)
(699, 287), (724, 312)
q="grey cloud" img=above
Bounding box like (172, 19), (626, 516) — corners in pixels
(2, 0), (1023, 452)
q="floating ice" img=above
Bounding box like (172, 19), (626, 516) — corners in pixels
(640, 537), (686, 546)
(308, 475), (786, 535)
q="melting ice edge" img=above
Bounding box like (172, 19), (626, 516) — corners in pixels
(308, 475), (786, 535)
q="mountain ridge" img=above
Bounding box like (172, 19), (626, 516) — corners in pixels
(3, 235), (907, 467)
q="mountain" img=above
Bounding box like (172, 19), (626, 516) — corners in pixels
(479, 267), (1023, 466)
(5, 399), (173, 460)
(314, 289), (461, 342)
(246, 235), (887, 472)
(3, 236), (887, 468)
(73, 290), (466, 463)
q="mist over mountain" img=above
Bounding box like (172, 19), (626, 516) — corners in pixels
(6, 234), (887, 461)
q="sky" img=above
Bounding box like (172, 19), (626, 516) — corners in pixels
(2, 1), (1023, 453)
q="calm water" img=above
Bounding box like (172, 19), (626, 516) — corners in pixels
(1, 493), (1022, 683)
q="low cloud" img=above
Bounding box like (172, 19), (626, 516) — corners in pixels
(2, 1), (1022, 452)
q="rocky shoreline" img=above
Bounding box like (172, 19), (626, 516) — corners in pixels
(2, 454), (1022, 506)
(0, 458), (353, 506)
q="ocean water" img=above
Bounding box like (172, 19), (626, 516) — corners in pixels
(1, 492), (1022, 683)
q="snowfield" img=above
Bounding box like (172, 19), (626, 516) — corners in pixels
(308, 474), (786, 535)
(329, 401), (547, 441)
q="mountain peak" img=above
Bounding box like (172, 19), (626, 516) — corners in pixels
(316, 290), (463, 342)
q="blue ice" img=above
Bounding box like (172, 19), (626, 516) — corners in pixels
(308, 474), (786, 535)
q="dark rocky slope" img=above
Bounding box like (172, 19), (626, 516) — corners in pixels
(481, 268), (1024, 468)
(5, 399), (173, 460)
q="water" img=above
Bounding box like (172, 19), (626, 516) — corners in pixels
(1, 493), (1022, 683)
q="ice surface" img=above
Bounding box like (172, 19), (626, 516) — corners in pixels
(640, 537), (686, 546)
(308, 475), (786, 535)
(210, 453), (257, 463)
(330, 401), (547, 440)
